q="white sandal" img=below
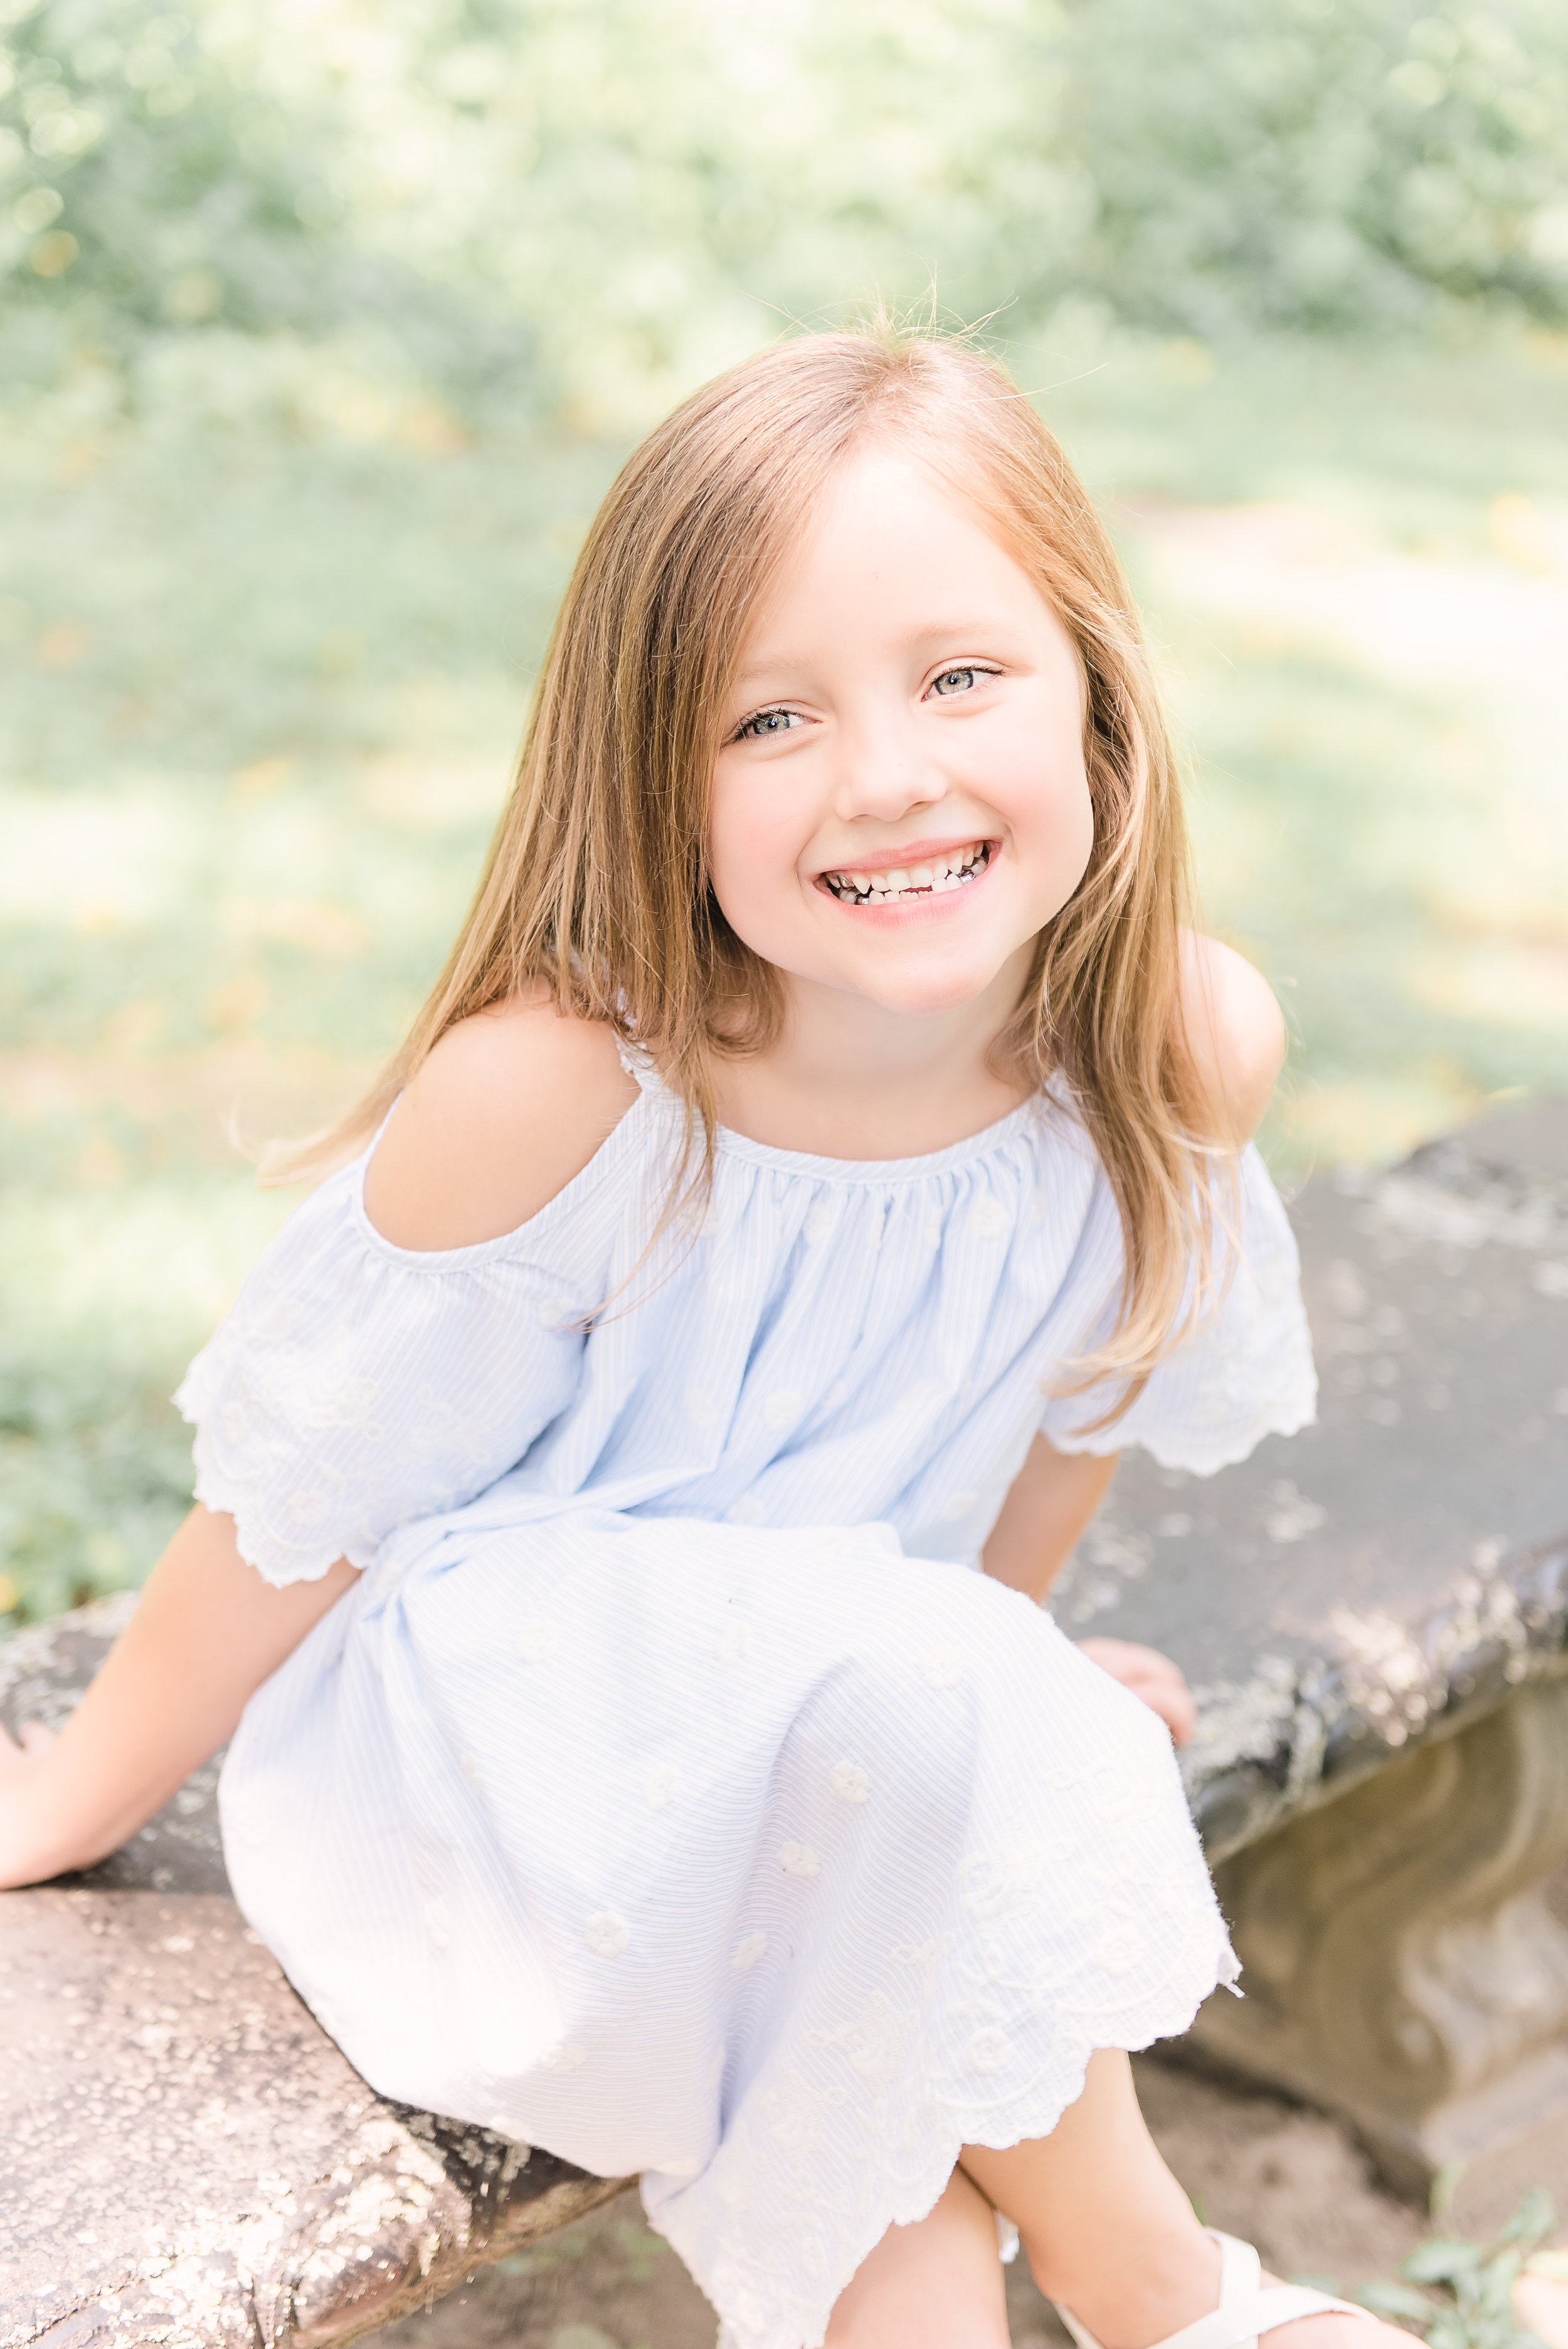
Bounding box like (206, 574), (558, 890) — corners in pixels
(1054, 2229), (1377, 2349)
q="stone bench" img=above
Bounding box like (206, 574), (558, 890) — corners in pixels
(4, 1098), (1565, 2345)
(1055, 1095), (1568, 2202)
(0, 1610), (631, 2348)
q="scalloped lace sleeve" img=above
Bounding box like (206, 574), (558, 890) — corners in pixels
(1040, 1143), (1316, 1477)
(173, 1159), (586, 1586)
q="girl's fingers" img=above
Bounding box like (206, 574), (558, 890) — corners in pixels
(1076, 1638), (1197, 1747)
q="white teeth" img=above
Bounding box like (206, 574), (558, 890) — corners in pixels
(825, 842), (988, 903)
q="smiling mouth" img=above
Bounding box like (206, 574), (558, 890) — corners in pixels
(821, 840), (993, 906)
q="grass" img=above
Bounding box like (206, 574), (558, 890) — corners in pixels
(2, 319), (1566, 1624)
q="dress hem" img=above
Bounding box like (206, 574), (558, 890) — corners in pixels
(649, 1935), (1239, 2349)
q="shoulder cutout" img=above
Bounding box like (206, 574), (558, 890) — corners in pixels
(1178, 933), (1286, 1148)
(362, 994), (641, 1250)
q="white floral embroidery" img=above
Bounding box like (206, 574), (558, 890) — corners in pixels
(939, 1487), (978, 1522)
(968, 1197), (1011, 1241)
(762, 1389), (802, 1433)
(731, 1932), (768, 1973)
(958, 1835), (1050, 1922)
(716, 1621), (753, 1665)
(830, 1761), (871, 1805)
(541, 2042), (586, 2072)
(516, 1617), (560, 1663)
(299, 1368), (383, 1433)
(764, 2071), (830, 2158)
(966, 2025), (1012, 2074)
(249, 1291), (305, 1344)
(921, 1216), (943, 1247)
(920, 1643), (967, 1689)
(422, 1899), (450, 1950)
(645, 1762), (680, 1810)
(779, 1842), (821, 1877)
(584, 1911), (630, 1957)
(802, 1201), (835, 1244)
(808, 1991), (909, 2089)
(536, 1296), (573, 1332)
(1095, 1902), (1148, 1977)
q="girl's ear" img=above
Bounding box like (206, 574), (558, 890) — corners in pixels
(1176, 931), (1286, 1148)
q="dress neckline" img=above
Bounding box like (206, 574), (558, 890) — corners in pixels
(712, 1097), (1049, 1184)
(620, 1041), (1063, 1184)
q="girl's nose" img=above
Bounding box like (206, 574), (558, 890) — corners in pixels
(832, 717), (946, 825)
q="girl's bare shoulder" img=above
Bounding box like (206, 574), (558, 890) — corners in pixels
(362, 989), (641, 1250)
(1179, 932), (1286, 1147)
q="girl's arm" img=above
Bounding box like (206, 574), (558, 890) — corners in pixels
(982, 925), (1287, 1744)
(0, 1506), (358, 1889)
(982, 1433), (1115, 1603)
(983, 1436), (1196, 1746)
(0, 1002), (632, 1894)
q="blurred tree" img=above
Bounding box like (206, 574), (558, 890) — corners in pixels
(1059, 0), (1568, 334)
(2, 0), (1564, 423)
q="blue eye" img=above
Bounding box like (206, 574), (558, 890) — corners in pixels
(930, 667), (978, 697)
(738, 708), (802, 739)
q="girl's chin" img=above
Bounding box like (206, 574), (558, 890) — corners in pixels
(826, 953), (1028, 1019)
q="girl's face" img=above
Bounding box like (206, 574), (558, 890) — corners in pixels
(709, 447), (1094, 1022)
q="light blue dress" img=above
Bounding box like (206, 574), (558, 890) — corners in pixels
(177, 1061), (1314, 2349)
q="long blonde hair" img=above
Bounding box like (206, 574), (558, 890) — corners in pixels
(276, 324), (1220, 1409)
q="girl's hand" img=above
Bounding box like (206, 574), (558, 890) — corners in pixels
(1077, 1637), (1197, 1746)
(0, 1717), (64, 1889)
(0, 1510), (360, 1894)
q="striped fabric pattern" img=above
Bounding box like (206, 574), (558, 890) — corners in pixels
(177, 1072), (1315, 1593)
(176, 1072), (1314, 2349)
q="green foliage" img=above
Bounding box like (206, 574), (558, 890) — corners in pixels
(1354, 2180), (1558, 2349)
(3, 0), (1566, 433)
(1062, 0), (1568, 336)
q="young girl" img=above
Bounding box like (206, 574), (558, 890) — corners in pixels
(0, 329), (1397, 2349)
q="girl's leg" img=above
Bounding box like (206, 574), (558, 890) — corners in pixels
(824, 2165), (1010, 2349)
(963, 2050), (1217, 2349)
(962, 2051), (1406, 2349)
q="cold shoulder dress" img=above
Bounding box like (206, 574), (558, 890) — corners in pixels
(176, 1063), (1315, 2349)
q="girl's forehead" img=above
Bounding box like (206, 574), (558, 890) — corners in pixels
(813, 438), (997, 531)
(737, 442), (1057, 650)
